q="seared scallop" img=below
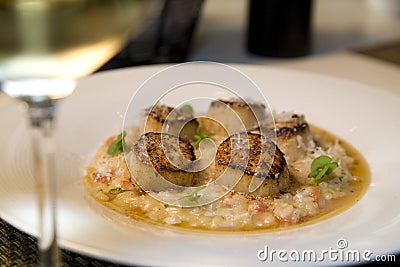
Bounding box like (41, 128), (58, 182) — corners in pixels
(254, 113), (316, 185)
(202, 99), (267, 137)
(258, 113), (314, 163)
(128, 132), (196, 192)
(144, 104), (199, 142)
(214, 132), (290, 198)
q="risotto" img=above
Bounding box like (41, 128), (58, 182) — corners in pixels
(83, 103), (369, 232)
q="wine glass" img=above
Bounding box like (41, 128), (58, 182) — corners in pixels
(0, 0), (160, 265)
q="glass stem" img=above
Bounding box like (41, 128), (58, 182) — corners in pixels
(28, 102), (60, 267)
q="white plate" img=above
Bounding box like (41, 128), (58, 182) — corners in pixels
(1, 64), (399, 266)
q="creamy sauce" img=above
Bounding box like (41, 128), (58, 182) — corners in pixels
(84, 125), (370, 233)
(298, 126), (370, 227)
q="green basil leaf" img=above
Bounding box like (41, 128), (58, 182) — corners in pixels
(308, 155), (339, 181)
(310, 155), (332, 172)
(107, 131), (126, 157)
(180, 104), (194, 115)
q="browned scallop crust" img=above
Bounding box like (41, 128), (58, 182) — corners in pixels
(203, 99), (267, 137)
(274, 115), (309, 138)
(134, 132), (195, 171)
(210, 99), (266, 109)
(216, 132), (285, 178)
(145, 104), (199, 141)
(147, 104), (175, 123)
(260, 114), (313, 164)
(215, 132), (290, 197)
(131, 132), (196, 190)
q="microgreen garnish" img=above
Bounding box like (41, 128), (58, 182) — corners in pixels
(178, 186), (207, 204)
(107, 131), (126, 157)
(191, 127), (209, 148)
(108, 188), (121, 194)
(180, 104), (194, 115)
(308, 156), (338, 180)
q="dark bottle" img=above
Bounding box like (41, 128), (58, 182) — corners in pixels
(247, 0), (312, 57)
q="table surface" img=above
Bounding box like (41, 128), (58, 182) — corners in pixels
(1, 0), (400, 266)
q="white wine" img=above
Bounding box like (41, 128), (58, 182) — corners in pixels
(0, 0), (154, 99)
(0, 0), (151, 79)
(0, 2), (159, 265)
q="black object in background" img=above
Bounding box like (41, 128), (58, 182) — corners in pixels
(247, 0), (312, 57)
(98, 0), (204, 71)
